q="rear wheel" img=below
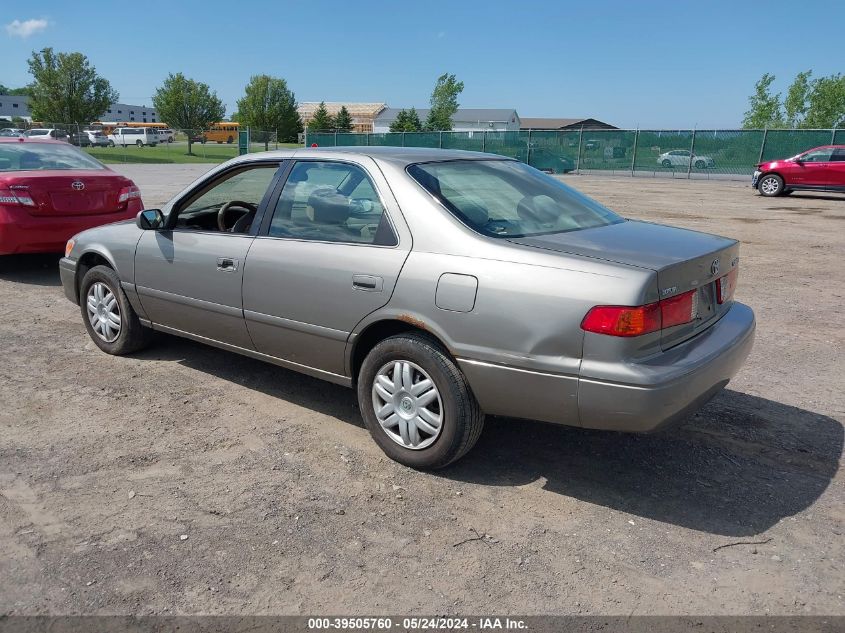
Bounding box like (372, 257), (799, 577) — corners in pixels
(662, 159), (672, 168)
(357, 333), (484, 469)
(758, 173), (784, 197)
(108, 140), (115, 147)
(136, 140), (143, 147)
(694, 159), (706, 169)
(80, 265), (152, 355)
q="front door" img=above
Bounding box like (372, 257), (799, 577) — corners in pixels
(826, 147), (845, 189)
(793, 147), (834, 186)
(134, 162), (282, 348)
(242, 158), (410, 378)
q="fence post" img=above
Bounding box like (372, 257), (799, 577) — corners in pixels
(758, 127), (768, 164)
(303, 126), (307, 147)
(576, 126), (584, 174)
(482, 130), (486, 153)
(334, 130), (338, 147)
(686, 129), (696, 179)
(526, 129), (532, 166)
(366, 131), (370, 146)
(630, 128), (639, 177)
(832, 127), (837, 144)
(402, 131), (406, 147)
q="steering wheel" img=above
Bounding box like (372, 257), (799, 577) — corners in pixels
(217, 200), (257, 232)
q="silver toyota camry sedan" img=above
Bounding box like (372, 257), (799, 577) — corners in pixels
(59, 148), (755, 469)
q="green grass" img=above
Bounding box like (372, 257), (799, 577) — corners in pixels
(83, 142), (302, 165)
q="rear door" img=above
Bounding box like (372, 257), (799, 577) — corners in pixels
(134, 161), (283, 348)
(242, 157), (410, 377)
(827, 148), (845, 189)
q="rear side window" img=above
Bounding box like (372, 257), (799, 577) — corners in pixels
(267, 161), (396, 246)
(831, 148), (845, 162)
(407, 159), (622, 238)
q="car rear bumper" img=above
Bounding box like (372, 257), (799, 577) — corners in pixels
(458, 302), (755, 433)
(577, 302), (755, 431)
(0, 206), (136, 255)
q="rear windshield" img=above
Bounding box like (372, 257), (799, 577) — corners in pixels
(0, 142), (106, 171)
(407, 159), (622, 238)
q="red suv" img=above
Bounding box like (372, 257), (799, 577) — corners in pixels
(753, 145), (845, 196)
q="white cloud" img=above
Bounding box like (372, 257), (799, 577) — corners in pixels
(5, 18), (48, 38)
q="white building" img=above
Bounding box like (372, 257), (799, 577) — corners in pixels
(373, 108), (520, 133)
(0, 96), (157, 124)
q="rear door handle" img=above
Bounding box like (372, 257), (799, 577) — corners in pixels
(352, 274), (383, 292)
(217, 257), (239, 272)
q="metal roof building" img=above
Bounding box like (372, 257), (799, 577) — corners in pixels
(373, 108), (520, 133)
(519, 117), (617, 130)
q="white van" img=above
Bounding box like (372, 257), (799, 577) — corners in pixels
(107, 127), (159, 147)
(158, 128), (175, 143)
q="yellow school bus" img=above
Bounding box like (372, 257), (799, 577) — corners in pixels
(203, 122), (240, 144)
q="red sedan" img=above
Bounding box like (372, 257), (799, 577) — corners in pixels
(753, 145), (845, 197)
(0, 137), (143, 255)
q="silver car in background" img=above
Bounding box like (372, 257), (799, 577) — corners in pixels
(59, 148), (755, 469)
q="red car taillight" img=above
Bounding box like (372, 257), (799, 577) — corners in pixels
(581, 289), (698, 337)
(118, 185), (141, 204)
(0, 185), (35, 206)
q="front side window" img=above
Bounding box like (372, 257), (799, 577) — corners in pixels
(267, 161), (396, 245)
(407, 159), (622, 238)
(174, 165), (278, 232)
(800, 148), (833, 163)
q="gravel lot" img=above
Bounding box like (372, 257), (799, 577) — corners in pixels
(1, 164), (843, 616)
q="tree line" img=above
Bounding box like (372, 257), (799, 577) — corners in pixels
(742, 71), (845, 129)
(3, 47), (467, 155)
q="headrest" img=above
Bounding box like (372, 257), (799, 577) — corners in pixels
(517, 195), (559, 224)
(306, 187), (350, 224)
(454, 199), (489, 226)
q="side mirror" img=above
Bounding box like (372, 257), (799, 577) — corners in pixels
(136, 209), (164, 230)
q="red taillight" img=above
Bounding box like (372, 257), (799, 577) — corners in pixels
(581, 289), (698, 337)
(717, 268), (738, 304)
(0, 185), (35, 206)
(118, 185), (141, 204)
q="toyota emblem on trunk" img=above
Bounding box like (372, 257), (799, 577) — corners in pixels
(710, 259), (720, 276)
(71, 181), (85, 190)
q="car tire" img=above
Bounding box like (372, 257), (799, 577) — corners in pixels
(757, 173), (784, 197)
(108, 140), (115, 147)
(661, 159), (672, 168)
(694, 160), (706, 169)
(357, 333), (484, 470)
(80, 265), (152, 356)
(136, 140), (143, 147)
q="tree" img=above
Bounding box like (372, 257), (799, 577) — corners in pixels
(803, 74), (845, 129)
(308, 101), (334, 132)
(236, 74), (302, 150)
(742, 73), (783, 129)
(784, 70), (812, 128)
(334, 105), (353, 133)
(153, 73), (225, 155)
(424, 73), (464, 131)
(0, 84), (31, 96)
(26, 48), (118, 125)
(389, 107), (423, 132)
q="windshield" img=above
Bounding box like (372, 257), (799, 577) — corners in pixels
(407, 159), (623, 238)
(0, 142), (107, 171)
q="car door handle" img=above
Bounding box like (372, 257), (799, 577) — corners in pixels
(217, 257), (239, 272)
(352, 274), (383, 292)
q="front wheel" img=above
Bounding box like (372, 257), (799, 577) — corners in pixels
(694, 159), (706, 169)
(661, 159), (672, 168)
(357, 333), (484, 469)
(108, 140), (115, 147)
(758, 173), (784, 197)
(80, 265), (152, 355)
(136, 140), (144, 147)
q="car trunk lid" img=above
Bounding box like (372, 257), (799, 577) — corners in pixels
(509, 220), (740, 349)
(3, 171), (128, 217)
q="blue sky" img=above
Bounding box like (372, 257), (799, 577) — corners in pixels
(1, 0), (842, 128)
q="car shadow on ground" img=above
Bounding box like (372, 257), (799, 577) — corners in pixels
(138, 334), (841, 538)
(0, 254), (62, 286)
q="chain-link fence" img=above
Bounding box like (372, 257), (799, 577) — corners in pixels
(307, 128), (845, 179)
(5, 120), (842, 177)
(1, 121), (297, 165)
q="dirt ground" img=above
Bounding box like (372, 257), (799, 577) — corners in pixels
(0, 165), (843, 616)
